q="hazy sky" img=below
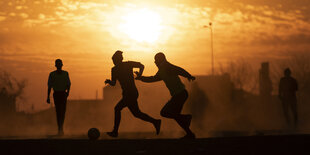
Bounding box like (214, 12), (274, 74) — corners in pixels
(0, 0), (310, 112)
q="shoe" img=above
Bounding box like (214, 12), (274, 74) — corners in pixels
(184, 115), (192, 127)
(180, 132), (196, 140)
(107, 131), (118, 137)
(153, 119), (161, 135)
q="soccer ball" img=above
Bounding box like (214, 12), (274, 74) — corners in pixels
(88, 128), (100, 140)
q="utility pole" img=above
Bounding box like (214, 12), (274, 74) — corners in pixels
(204, 22), (214, 75)
(209, 22), (214, 75)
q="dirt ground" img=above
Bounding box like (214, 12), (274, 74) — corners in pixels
(0, 134), (309, 155)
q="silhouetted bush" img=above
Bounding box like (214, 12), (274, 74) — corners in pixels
(0, 70), (27, 113)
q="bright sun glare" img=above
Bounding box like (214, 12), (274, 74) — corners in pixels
(119, 9), (162, 43)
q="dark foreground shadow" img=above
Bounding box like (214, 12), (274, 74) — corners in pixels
(1, 134), (309, 155)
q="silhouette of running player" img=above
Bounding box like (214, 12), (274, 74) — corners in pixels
(105, 50), (161, 137)
(136, 52), (196, 139)
(279, 68), (298, 128)
(47, 59), (71, 136)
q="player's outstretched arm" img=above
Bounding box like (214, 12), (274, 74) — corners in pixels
(171, 64), (195, 81)
(105, 68), (117, 86)
(136, 63), (144, 78)
(135, 72), (161, 83)
(129, 61), (145, 78)
(105, 79), (116, 86)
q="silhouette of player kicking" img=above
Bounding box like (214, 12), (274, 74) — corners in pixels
(105, 50), (161, 137)
(136, 52), (196, 139)
(47, 59), (71, 136)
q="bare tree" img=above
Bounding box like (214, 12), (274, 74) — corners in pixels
(218, 58), (258, 93)
(0, 70), (27, 112)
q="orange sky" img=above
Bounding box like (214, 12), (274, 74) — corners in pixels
(0, 0), (310, 112)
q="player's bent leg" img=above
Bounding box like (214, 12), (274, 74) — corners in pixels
(107, 131), (118, 137)
(112, 105), (122, 132)
(180, 132), (196, 140)
(132, 110), (162, 135)
(153, 119), (161, 135)
(130, 106), (154, 122)
(161, 90), (188, 118)
(107, 100), (126, 138)
(160, 104), (176, 118)
(174, 116), (195, 139)
(129, 101), (161, 135)
(171, 90), (195, 139)
(107, 110), (121, 137)
(182, 114), (192, 128)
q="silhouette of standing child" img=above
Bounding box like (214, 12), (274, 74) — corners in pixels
(47, 59), (71, 136)
(279, 68), (298, 129)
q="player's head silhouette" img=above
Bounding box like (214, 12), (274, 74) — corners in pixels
(55, 59), (63, 70)
(112, 50), (123, 65)
(284, 68), (291, 77)
(154, 52), (167, 67)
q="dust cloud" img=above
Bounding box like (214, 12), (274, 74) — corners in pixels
(1, 54), (310, 138)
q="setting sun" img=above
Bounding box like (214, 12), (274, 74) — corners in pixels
(118, 9), (162, 43)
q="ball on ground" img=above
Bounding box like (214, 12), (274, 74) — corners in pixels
(88, 128), (100, 140)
